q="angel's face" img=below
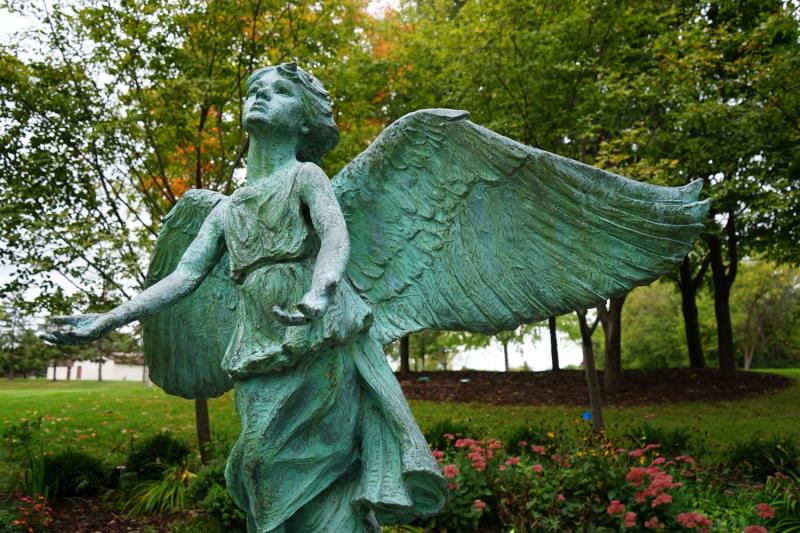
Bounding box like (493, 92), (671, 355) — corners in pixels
(243, 70), (306, 138)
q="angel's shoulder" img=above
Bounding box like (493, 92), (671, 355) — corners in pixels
(295, 161), (332, 191)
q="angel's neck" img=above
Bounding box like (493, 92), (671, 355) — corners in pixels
(246, 135), (299, 186)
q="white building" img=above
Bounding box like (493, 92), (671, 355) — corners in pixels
(46, 354), (149, 382)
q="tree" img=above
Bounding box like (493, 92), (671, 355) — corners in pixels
(596, 296), (627, 395)
(622, 282), (689, 369)
(548, 317), (560, 372)
(731, 260), (800, 369)
(576, 309), (603, 432)
(493, 324), (540, 372)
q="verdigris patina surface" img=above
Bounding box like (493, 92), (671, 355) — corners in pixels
(44, 62), (708, 532)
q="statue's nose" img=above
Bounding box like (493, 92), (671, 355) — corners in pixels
(257, 86), (272, 99)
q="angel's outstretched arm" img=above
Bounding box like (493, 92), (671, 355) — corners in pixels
(44, 202), (227, 344)
(275, 163), (349, 324)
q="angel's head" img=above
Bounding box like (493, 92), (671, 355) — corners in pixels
(243, 62), (339, 165)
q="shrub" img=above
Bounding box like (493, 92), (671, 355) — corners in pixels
(1, 494), (52, 533)
(726, 435), (799, 481)
(423, 420), (477, 451)
(127, 431), (191, 480)
(43, 449), (109, 499)
(199, 484), (246, 528)
(625, 422), (702, 457)
(504, 424), (562, 457)
(188, 459), (246, 529)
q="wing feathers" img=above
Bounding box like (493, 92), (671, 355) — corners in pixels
(334, 110), (709, 344)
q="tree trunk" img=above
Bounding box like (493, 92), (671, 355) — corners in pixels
(598, 295), (626, 396)
(678, 256), (708, 368)
(51, 361), (57, 381)
(548, 316), (560, 371)
(399, 335), (410, 373)
(503, 341), (509, 371)
(576, 310), (604, 432)
(98, 360), (103, 382)
(66, 364), (71, 380)
(743, 345), (755, 370)
(195, 398), (212, 465)
(708, 231), (736, 377)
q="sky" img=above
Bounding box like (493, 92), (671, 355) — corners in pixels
(0, 2), (585, 371)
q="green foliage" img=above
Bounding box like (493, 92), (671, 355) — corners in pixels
(42, 449), (109, 499)
(622, 282), (689, 369)
(726, 435), (800, 482)
(119, 464), (196, 517)
(169, 515), (227, 533)
(625, 423), (704, 458)
(504, 425), (561, 457)
(731, 260), (800, 369)
(127, 431), (190, 480)
(0, 0), (383, 312)
(198, 484), (246, 529)
(423, 419), (478, 452)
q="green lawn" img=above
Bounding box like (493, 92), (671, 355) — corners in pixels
(1, 369), (797, 466)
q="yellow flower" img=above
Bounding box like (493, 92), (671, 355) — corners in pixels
(547, 432), (555, 439)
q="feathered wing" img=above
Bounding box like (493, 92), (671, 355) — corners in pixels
(333, 109), (709, 346)
(142, 189), (236, 399)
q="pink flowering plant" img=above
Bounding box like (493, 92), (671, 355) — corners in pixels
(426, 422), (792, 532)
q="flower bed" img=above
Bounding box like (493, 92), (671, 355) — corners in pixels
(424, 425), (798, 532)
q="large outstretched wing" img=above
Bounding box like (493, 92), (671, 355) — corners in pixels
(333, 109), (709, 346)
(142, 190), (236, 399)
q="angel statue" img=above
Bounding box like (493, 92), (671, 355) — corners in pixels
(43, 62), (708, 532)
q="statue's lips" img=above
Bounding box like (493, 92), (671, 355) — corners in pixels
(248, 102), (270, 113)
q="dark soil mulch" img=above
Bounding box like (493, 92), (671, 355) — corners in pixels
(396, 368), (792, 407)
(49, 497), (192, 533)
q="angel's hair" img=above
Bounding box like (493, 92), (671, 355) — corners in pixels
(246, 62), (339, 165)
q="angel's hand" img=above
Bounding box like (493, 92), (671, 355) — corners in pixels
(272, 290), (330, 326)
(40, 314), (115, 345)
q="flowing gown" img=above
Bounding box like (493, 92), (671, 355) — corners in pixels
(219, 164), (447, 533)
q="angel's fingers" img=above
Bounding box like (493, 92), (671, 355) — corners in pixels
(50, 315), (82, 326)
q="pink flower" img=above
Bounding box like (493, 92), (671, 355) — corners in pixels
(744, 527), (767, 533)
(474, 499), (486, 511)
(676, 512), (712, 529)
(626, 467), (647, 487)
(442, 464), (458, 479)
(498, 465), (506, 471)
(757, 503), (775, 519)
(557, 494), (566, 502)
(651, 493), (672, 507)
(472, 459), (487, 472)
(607, 499), (626, 516)
(432, 450), (445, 461)
(623, 511), (637, 528)
(455, 438), (477, 448)
(517, 440), (528, 447)
(531, 463), (543, 474)
(650, 457), (666, 466)
(505, 456), (520, 466)
(675, 455), (695, 464)
(644, 517), (664, 530)
(487, 439), (503, 450)
(443, 433), (455, 440)
(531, 444), (547, 455)
(447, 482), (458, 490)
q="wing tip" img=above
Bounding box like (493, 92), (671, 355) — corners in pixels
(406, 108), (470, 122)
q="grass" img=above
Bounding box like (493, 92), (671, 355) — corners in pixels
(0, 369), (797, 467)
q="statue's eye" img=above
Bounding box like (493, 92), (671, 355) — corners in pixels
(275, 85), (290, 95)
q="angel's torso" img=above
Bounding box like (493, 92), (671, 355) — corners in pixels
(218, 164), (371, 378)
(224, 165), (317, 284)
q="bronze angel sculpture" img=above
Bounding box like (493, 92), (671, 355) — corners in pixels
(44, 63), (708, 532)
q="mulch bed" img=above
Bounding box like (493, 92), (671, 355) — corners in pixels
(49, 498), (191, 533)
(396, 368), (793, 407)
